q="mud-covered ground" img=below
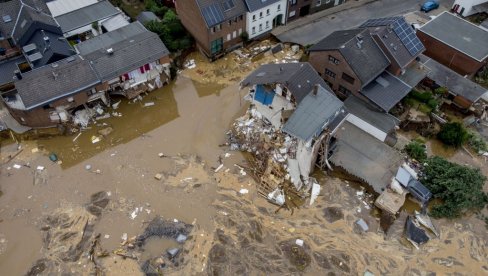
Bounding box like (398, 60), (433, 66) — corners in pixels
(1, 62), (487, 274)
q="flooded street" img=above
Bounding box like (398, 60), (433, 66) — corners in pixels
(1, 69), (488, 274)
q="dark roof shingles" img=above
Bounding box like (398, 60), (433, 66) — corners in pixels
(15, 55), (99, 109)
(241, 62), (329, 104)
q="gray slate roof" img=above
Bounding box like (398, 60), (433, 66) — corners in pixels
(310, 29), (390, 86)
(76, 22), (169, 81)
(0, 0), (21, 37)
(244, 0), (281, 12)
(330, 121), (403, 193)
(241, 62), (329, 104)
(12, 3), (59, 45)
(137, 11), (160, 24)
(0, 56), (26, 85)
(360, 16), (425, 68)
(14, 55), (100, 109)
(196, 0), (247, 28)
(421, 55), (487, 103)
(0, 0), (51, 38)
(344, 95), (399, 134)
(55, 0), (120, 33)
(418, 12), (488, 62)
(361, 71), (411, 111)
(282, 85), (344, 141)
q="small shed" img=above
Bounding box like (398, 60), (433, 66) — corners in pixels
(137, 11), (161, 25)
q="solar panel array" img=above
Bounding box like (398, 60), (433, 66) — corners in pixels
(222, 0), (235, 11)
(360, 17), (424, 56)
(393, 19), (424, 56)
(201, 4), (225, 27)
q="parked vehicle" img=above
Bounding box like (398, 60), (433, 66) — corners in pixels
(421, 1), (439, 12)
(407, 179), (432, 204)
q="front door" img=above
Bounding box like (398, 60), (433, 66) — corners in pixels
(272, 14), (284, 27)
(299, 5), (310, 17)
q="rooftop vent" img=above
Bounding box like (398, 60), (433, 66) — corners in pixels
(52, 71), (58, 80)
(51, 63), (58, 68)
(2, 15), (12, 23)
(106, 48), (114, 55)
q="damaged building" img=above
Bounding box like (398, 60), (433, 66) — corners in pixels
(239, 63), (346, 185)
(75, 22), (171, 100)
(235, 61), (433, 217)
(1, 19), (170, 128)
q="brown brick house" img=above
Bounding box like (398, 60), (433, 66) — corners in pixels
(176, 0), (247, 60)
(416, 11), (488, 76)
(286, 0), (311, 22)
(309, 16), (426, 111)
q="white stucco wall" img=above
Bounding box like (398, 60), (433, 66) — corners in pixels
(246, 0), (287, 39)
(345, 114), (387, 142)
(453, 0), (488, 17)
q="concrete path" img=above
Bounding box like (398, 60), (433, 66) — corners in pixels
(273, 0), (454, 46)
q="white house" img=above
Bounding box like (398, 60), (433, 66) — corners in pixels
(452, 0), (488, 17)
(244, 0), (287, 39)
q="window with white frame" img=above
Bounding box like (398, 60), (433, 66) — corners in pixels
(259, 24), (262, 31)
(252, 27), (256, 34)
(266, 21), (269, 28)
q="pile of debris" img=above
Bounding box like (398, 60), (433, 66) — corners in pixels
(228, 107), (318, 210)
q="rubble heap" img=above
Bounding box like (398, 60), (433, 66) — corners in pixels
(229, 107), (316, 210)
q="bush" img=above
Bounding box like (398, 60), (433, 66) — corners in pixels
(145, 10), (193, 52)
(437, 122), (468, 147)
(411, 89), (433, 102)
(240, 31), (249, 42)
(422, 156), (487, 218)
(467, 131), (488, 153)
(427, 98), (439, 109)
(433, 87), (448, 95)
(404, 140), (427, 162)
(403, 97), (416, 107)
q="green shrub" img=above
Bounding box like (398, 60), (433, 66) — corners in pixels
(404, 97), (416, 107)
(404, 140), (427, 162)
(467, 131), (488, 153)
(418, 104), (432, 114)
(427, 98), (439, 109)
(411, 89), (433, 102)
(437, 122), (468, 147)
(422, 156), (488, 218)
(433, 87), (448, 95)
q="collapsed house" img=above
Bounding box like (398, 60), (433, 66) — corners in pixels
(239, 63), (346, 185)
(235, 62), (433, 215)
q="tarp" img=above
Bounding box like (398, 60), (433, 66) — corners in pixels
(254, 85), (275, 105)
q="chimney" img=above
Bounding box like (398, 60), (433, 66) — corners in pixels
(42, 30), (50, 52)
(14, 70), (22, 80)
(312, 84), (319, 96)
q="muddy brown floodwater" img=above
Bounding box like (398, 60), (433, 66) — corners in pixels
(1, 74), (487, 275)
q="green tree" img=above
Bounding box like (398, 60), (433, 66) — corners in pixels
(422, 156), (487, 218)
(437, 122), (468, 147)
(404, 140), (427, 162)
(145, 9), (193, 52)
